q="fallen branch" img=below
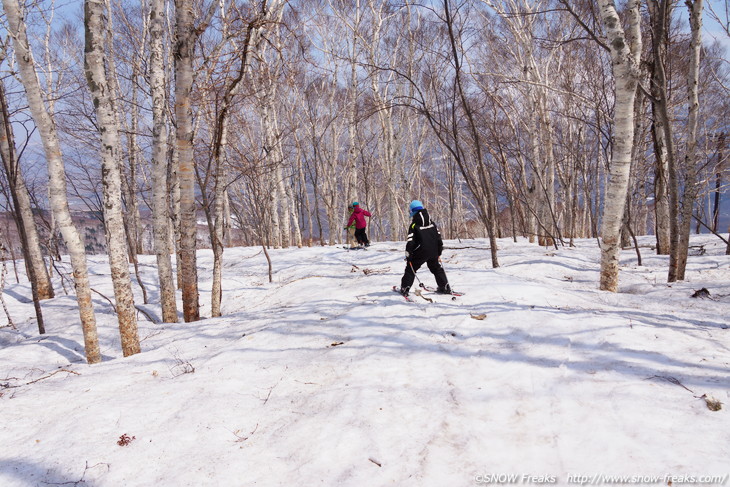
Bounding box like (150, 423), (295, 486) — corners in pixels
(414, 289), (433, 303)
(135, 305), (159, 324)
(91, 288), (117, 313)
(362, 267), (390, 276)
(646, 375), (694, 393)
(168, 349), (195, 377)
(26, 369), (80, 385)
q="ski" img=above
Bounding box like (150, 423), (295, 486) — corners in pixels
(417, 283), (464, 297)
(392, 286), (417, 303)
(393, 285), (461, 303)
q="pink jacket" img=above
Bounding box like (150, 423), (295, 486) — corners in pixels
(347, 206), (371, 229)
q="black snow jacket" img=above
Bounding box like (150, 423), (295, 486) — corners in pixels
(405, 209), (443, 261)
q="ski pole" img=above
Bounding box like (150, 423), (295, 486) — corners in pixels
(409, 261), (426, 288)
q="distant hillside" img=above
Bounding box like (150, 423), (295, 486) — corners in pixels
(0, 210), (244, 258)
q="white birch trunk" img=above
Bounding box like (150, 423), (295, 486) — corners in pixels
(293, 133), (314, 246)
(3, 0), (101, 363)
(209, 0), (280, 313)
(169, 123), (182, 290)
(224, 190), (232, 248)
(211, 122), (227, 316)
(259, 85), (282, 248)
(175, 0), (200, 321)
(346, 3), (360, 207)
(653, 133), (672, 253)
(598, 0), (642, 292)
(647, 0), (674, 255)
(367, 2), (401, 241)
(275, 153), (291, 248)
(281, 164), (303, 248)
(103, 0), (148, 306)
(84, 0), (140, 356)
(150, 0), (178, 323)
(0, 80), (54, 302)
(0, 79), (46, 334)
(673, 0), (704, 281)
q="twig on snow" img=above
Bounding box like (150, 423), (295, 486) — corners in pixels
(41, 460), (110, 486)
(231, 423), (259, 443)
(26, 369), (80, 385)
(646, 375), (695, 393)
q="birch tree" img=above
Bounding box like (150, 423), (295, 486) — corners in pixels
(670, 0), (704, 281)
(3, 0), (101, 363)
(256, 42), (288, 248)
(481, 0), (559, 246)
(107, 0), (148, 297)
(647, 0), (674, 255)
(149, 0), (178, 323)
(442, 0), (499, 266)
(0, 73), (49, 334)
(174, 0), (215, 322)
(362, 0), (403, 240)
(0, 69), (54, 303)
(84, 0), (140, 356)
(597, 0), (642, 292)
(344, 0), (361, 208)
(206, 0), (273, 317)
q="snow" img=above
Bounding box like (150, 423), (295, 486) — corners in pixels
(1, 236), (728, 486)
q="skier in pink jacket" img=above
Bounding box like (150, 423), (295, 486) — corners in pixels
(345, 202), (371, 246)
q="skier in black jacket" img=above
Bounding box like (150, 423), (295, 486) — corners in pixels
(397, 200), (451, 297)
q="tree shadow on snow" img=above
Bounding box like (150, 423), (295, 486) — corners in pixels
(33, 335), (88, 363)
(204, 294), (729, 394)
(0, 457), (102, 486)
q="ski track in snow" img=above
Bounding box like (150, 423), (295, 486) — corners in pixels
(0, 236), (728, 486)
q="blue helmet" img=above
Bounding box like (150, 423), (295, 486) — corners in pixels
(409, 200), (424, 217)
(352, 201), (359, 206)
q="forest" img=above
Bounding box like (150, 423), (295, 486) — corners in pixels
(0, 0), (729, 363)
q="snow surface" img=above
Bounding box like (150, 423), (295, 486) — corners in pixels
(0, 236), (728, 487)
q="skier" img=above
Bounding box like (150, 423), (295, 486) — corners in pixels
(344, 203), (359, 249)
(397, 200), (451, 297)
(345, 202), (371, 247)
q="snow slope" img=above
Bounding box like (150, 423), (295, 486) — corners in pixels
(1, 236), (728, 486)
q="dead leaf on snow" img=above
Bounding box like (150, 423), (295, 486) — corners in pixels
(701, 394), (722, 411)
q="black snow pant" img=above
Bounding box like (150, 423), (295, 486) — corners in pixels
(400, 256), (448, 292)
(354, 227), (369, 245)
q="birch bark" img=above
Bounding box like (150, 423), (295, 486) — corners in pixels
(150, 0), (178, 323)
(598, 0), (642, 292)
(176, 0), (198, 321)
(84, 0), (140, 356)
(346, 0), (361, 207)
(366, 1), (401, 240)
(647, 0), (674, 255)
(3, 0), (101, 362)
(0, 76), (47, 334)
(0, 78), (54, 303)
(672, 0), (704, 281)
(174, 0), (216, 321)
(104, 0), (148, 304)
